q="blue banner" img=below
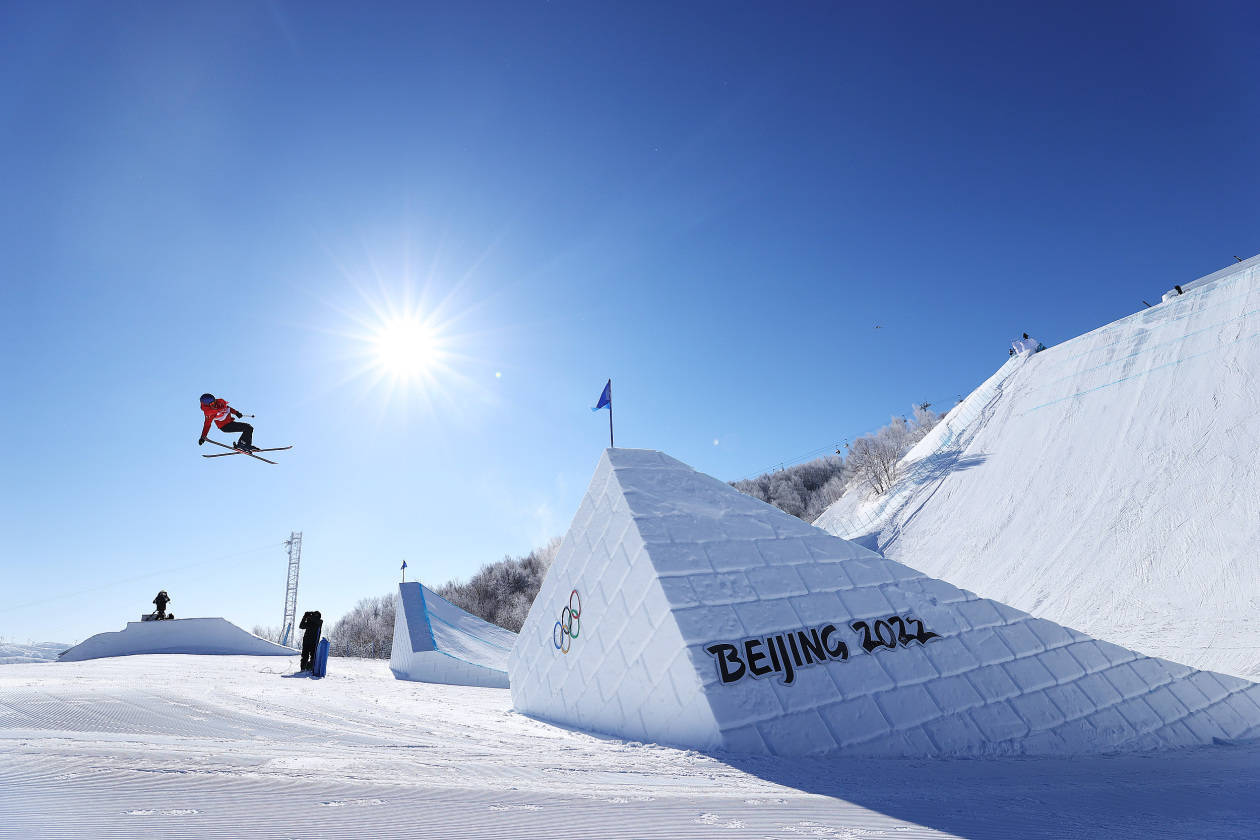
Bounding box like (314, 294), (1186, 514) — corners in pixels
(592, 379), (611, 411)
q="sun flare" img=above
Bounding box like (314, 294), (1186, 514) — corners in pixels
(327, 252), (497, 419)
(372, 317), (443, 381)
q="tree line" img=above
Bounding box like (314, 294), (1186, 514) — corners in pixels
(324, 538), (561, 659)
(730, 404), (941, 522)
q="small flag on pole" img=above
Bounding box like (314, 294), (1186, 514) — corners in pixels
(592, 379), (611, 412)
(401, 559), (407, 582)
(592, 379), (613, 448)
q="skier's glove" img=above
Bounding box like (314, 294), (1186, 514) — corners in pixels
(198, 436), (206, 445)
(231, 409), (242, 418)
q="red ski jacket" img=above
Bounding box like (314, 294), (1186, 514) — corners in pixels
(200, 399), (238, 438)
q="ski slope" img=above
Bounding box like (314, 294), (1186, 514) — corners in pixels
(390, 582), (516, 687)
(815, 256), (1260, 680)
(2, 654), (1259, 839)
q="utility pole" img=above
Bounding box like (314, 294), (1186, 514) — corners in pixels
(279, 532), (303, 647)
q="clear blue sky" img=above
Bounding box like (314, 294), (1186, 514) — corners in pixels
(2, 1), (1257, 644)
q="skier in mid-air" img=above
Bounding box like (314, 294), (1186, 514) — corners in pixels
(198, 393), (257, 451)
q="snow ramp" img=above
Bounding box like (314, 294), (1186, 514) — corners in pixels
(58, 618), (296, 661)
(389, 582), (515, 688)
(816, 255), (1260, 680)
(509, 448), (1260, 758)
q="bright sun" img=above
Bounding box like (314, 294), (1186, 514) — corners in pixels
(331, 261), (490, 416)
(372, 317), (442, 380)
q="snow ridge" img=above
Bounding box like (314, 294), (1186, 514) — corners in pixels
(816, 258), (1260, 679)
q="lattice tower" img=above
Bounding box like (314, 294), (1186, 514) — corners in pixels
(279, 532), (302, 647)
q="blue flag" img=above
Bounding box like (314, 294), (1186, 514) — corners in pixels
(592, 379), (611, 412)
(400, 560), (407, 570)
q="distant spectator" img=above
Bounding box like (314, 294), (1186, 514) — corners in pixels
(153, 590), (171, 619)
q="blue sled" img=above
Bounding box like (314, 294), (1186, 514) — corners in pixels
(313, 637), (329, 678)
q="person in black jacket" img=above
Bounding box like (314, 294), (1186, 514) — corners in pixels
(299, 611), (322, 671)
(153, 590), (171, 619)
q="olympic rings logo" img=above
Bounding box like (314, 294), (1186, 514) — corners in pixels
(552, 589), (582, 654)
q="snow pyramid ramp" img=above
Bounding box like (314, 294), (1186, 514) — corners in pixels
(814, 256), (1260, 679)
(389, 582), (515, 689)
(509, 448), (1260, 757)
(59, 618), (295, 662)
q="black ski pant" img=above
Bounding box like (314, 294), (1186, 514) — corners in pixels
(301, 632), (320, 671)
(220, 421), (254, 447)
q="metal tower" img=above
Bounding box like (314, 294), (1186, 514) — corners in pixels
(279, 532), (303, 647)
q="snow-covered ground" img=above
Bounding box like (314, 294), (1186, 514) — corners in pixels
(1, 654), (1257, 839)
(816, 258), (1260, 680)
(59, 617), (296, 662)
(0, 641), (67, 665)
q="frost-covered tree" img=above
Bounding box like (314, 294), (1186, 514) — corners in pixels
(436, 537), (561, 632)
(912, 402), (941, 433)
(325, 537), (562, 657)
(846, 426), (905, 495)
(733, 402), (943, 518)
(731, 455), (851, 523)
(251, 625), (283, 644)
(846, 405), (942, 497)
(329, 594), (395, 659)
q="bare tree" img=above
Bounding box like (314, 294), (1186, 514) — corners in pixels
(436, 537), (561, 632)
(732, 455), (850, 523)
(912, 402), (942, 436)
(846, 430), (903, 495)
(735, 402), (944, 514)
(251, 625), (283, 644)
(329, 594), (395, 658)
(847, 406), (942, 497)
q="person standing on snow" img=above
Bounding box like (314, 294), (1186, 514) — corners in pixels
(153, 590), (171, 619)
(198, 393), (257, 451)
(299, 611), (323, 672)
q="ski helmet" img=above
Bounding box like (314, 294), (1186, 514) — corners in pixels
(200, 393), (215, 405)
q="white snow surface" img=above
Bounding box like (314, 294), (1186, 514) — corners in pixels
(814, 256), (1260, 680)
(389, 582), (515, 688)
(57, 617), (296, 661)
(510, 448), (1260, 758)
(3, 654), (1259, 839)
(0, 642), (68, 665)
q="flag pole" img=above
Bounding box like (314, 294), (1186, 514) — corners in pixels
(594, 378), (614, 448)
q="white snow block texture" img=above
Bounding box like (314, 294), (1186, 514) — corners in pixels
(389, 582), (515, 689)
(59, 618), (296, 661)
(509, 449), (1260, 757)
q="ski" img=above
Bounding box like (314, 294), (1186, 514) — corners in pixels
(201, 439), (292, 465)
(204, 449), (279, 464)
(202, 451), (280, 463)
(203, 445), (293, 453)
